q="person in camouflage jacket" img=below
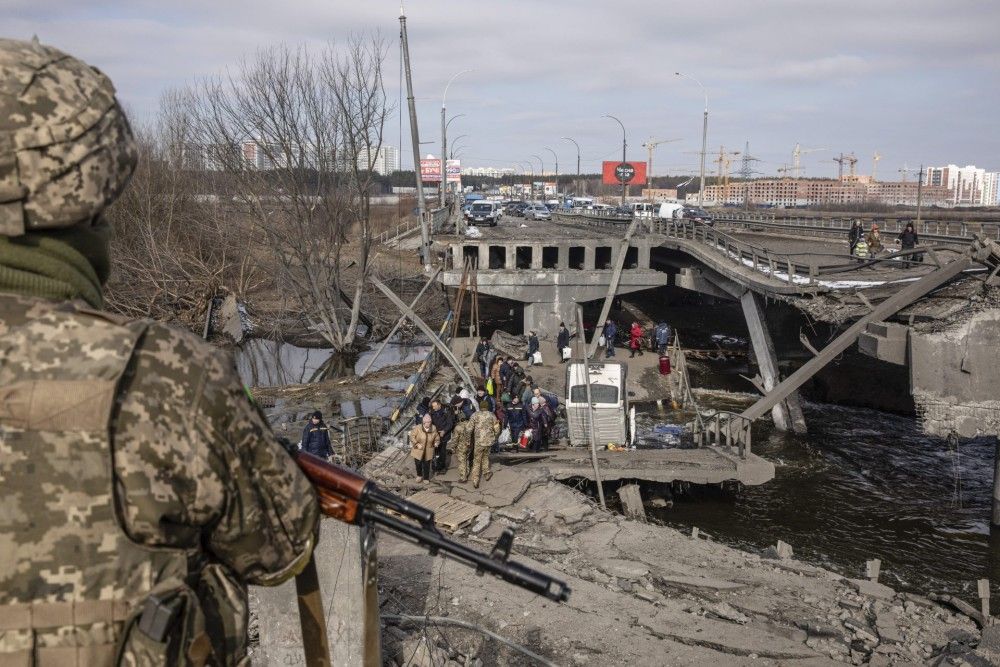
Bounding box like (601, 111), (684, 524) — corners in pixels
(469, 409), (500, 488)
(0, 38), (317, 666)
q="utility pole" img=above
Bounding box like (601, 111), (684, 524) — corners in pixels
(399, 6), (430, 269)
(676, 72), (709, 207)
(915, 164), (925, 226)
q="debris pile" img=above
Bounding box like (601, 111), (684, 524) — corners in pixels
(366, 452), (993, 665)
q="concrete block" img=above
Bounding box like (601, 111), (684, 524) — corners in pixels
(858, 321), (908, 366)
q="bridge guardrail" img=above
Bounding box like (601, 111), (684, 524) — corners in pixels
(556, 210), (966, 287)
(714, 212), (1000, 243)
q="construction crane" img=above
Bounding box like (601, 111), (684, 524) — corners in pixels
(872, 152), (882, 182)
(791, 143), (826, 178)
(641, 137), (682, 189)
(712, 145), (741, 204)
(831, 152), (859, 180)
(899, 162), (919, 183)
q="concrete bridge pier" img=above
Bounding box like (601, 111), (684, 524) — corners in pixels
(524, 300), (580, 340)
(740, 291), (808, 434)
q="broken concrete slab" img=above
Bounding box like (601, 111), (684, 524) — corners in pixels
(448, 466), (547, 508)
(617, 484), (646, 521)
(656, 574), (746, 592)
(597, 558), (650, 581)
(844, 577), (896, 601)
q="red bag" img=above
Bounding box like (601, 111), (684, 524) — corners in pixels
(659, 355), (671, 375)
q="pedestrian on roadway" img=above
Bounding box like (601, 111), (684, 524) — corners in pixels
(451, 413), (475, 482)
(506, 395), (527, 447)
(629, 322), (645, 358)
(557, 322), (571, 363)
(475, 385), (496, 413)
(848, 219), (864, 256)
(866, 224), (884, 257)
(474, 337), (491, 378)
(300, 411), (333, 460)
(469, 409), (500, 488)
(604, 319), (617, 358)
(654, 322), (672, 356)
(897, 222), (921, 266)
(429, 398), (454, 473)
(527, 397), (551, 452)
(409, 414), (440, 482)
(527, 330), (540, 364)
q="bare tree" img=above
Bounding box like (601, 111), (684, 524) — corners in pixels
(187, 37), (392, 353)
(104, 91), (264, 328)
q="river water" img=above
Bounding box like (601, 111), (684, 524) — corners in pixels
(637, 392), (999, 601)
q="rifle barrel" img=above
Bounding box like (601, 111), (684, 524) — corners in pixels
(363, 509), (570, 603)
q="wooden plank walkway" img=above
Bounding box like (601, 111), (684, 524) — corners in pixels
(403, 490), (482, 532)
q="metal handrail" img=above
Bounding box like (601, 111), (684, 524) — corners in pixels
(716, 211), (1000, 242)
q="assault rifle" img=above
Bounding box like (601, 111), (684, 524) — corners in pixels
(292, 450), (571, 603)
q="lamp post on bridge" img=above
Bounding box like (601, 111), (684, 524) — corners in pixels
(562, 137), (581, 196)
(675, 71), (709, 207)
(603, 114), (627, 207)
(531, 154), (544, 201)
(544, 146), (559, 201)
(441, 69), (472, 208)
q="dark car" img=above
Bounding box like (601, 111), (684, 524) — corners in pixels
(682, 207), (714, 225)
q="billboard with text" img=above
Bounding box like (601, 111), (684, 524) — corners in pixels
(602, 161), (647, 186)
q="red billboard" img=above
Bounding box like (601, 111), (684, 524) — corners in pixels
(602, 161), (647, 186)
(420, 158), (442, 182)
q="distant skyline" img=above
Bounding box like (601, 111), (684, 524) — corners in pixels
(7, 1), (999, 179)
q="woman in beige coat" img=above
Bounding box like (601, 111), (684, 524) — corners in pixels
(410, 413), (440, 482)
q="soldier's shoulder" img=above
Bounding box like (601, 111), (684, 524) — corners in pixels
(136, 321), (235, 378)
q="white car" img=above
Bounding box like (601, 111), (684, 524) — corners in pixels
(524, 204), (551, 221)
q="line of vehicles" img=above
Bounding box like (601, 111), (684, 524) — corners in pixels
(462, 194), (714, 227)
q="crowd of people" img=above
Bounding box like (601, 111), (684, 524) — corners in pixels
(407, 346), (562, 485)
(848, 219), (923, 265)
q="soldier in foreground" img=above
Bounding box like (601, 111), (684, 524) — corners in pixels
(0, 38), (317, 665)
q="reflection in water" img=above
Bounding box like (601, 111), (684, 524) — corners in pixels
(235, 338), (430, 387)
(638, 393), (999, 600)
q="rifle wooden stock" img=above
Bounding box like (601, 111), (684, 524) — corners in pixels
(295, 451), (367, 523)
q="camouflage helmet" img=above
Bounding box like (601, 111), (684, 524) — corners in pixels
(0, 37), (137, 237)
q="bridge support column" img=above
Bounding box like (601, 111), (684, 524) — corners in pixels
(584, 246), (595, 270)
(557, 246), (569, 270)
(505, 245), (516, 270)
(638, 244), (651, 269)
(477, 244), (489, 269)
(524, 300), (578, 341)
(530, 244), (543, 270)
(740, 291), (807, 434)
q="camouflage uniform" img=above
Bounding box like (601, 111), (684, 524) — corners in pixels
(450, 418), (474, 482)
(469, 410), (499, 488)
(0, 39), (317, 666)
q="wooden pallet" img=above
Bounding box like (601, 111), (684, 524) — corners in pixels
(403, 490), (482, 532)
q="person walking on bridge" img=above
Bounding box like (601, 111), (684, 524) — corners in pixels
(629, 322), (645, 358)
(557, 322), (571, 363)
(897, 222), (921, 266)
(526, 330), (540, 365)
(848, 219), (864, 256)
(604, 319), (617, 358)
(866, 223), (884, 257)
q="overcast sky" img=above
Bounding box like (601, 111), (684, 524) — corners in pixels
(8, 0), (1000, 179)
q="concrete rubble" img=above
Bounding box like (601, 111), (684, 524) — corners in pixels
(364, 451), (994, 666)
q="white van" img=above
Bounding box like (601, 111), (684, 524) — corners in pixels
(564, 361), (635, 447)
(656, 201), (685, 219)
(630, 202), (656, 219)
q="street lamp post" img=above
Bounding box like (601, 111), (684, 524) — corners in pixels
(675, 72), (708, 207)
(562, 137), (581, 195)
(604, 114), (627, 207)
(441, 69), (472, 207)
(544, 146), (559, 199)
(531, 155), (544, 201)
(449, 134), (468, 159)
